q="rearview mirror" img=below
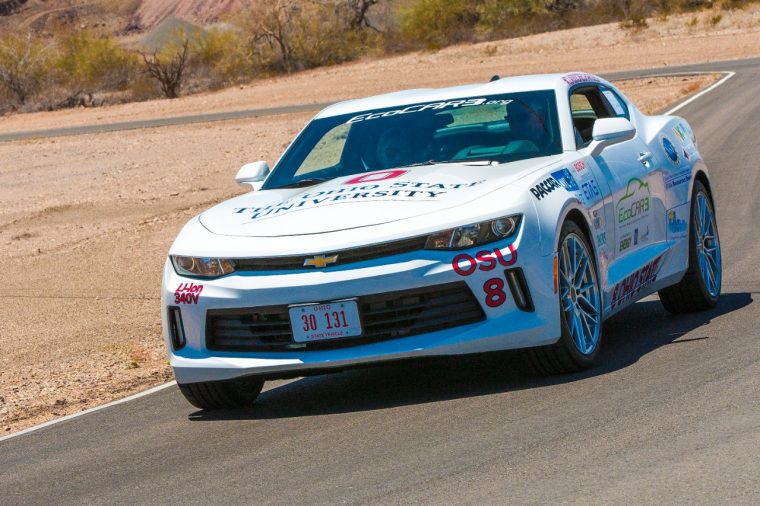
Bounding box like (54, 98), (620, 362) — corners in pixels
(586, 118), (636, 157)
(235, 161), (270, 190)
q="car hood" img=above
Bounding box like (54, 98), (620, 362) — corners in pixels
(199, 158), (559, 237)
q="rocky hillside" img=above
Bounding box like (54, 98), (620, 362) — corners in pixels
(135, 0), (246, 29)
(0, 0), (246, 35)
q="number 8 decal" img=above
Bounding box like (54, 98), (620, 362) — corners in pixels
(483, 277), (507, 307)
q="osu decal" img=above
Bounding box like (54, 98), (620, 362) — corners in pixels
(451, 245), (517, 276)
(175, 283), (203, 304)
(452, 245), (518, 308)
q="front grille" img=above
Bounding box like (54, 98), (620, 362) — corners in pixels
(206, 282), (485, 352)
(234, 236), (429, 271)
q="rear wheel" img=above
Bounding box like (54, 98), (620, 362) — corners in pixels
(525, 220), (603, 374)
(659, 181), (721, 313)
(177, 376), (264, 410)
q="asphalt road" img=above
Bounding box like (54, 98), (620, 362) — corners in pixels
(2, 59), (759, 504)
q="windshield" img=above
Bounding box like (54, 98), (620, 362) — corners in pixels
(263, 90), (562, 190)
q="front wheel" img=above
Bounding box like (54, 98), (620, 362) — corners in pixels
(525, 220), (603, 375)
(659, 180), (721, 313)
(177, 376), (264, 410)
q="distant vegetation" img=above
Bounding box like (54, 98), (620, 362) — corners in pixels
(0, 0), (757, 113)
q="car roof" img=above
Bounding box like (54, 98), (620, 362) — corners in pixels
(315, 72), (612, 119)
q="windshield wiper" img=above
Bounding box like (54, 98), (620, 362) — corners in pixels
(425, 159), (498, 166)
(277, 177), (333, 189)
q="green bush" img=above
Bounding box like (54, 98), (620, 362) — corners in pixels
(56, 31), (139, 94)
(0, 33), (54, 106)
(192, 27), (253, 87)
(399, 0), (479, 49)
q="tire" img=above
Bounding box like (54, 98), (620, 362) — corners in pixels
(177, 376), (265, 410)
(525, 220), (603, 375)
(658, 180), (721, 313)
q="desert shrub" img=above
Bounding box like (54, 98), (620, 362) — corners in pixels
(56, 31), (139, 94)
(141, 39), (190, 98)
(0, 33), (55, 106)
(236, 0), (381, 73)
(399, 0), (479, 49)
(192, 26), (253, 87)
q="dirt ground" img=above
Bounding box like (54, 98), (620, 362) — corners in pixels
(2, 7), (758, 434)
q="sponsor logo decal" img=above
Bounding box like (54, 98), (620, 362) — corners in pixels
(344, 169), (408, 184)
(580, 179), (601, 203)
(596, 232), (607, 246)
(610, 254), (665, 310)
(175, 283), (203, 304)
(616, 178), (650, 226)
(592, 209), (604, 230)
(664, 169), (691, 190)
(673, 123), (688, 143)
(551, 169), (580, 192)
(530, 177), (561, 200)
(562, 73), (601, 86)
(661, 134), (680, 165)
(573, 160), (586, 173)
(234, 179), (486, 220)
(304, 254), (339, 268)
(619, 233), (632, 252)
(346, 97), (512, 124)
(667, 203), (689, 240)
(682, 147), (690, 161)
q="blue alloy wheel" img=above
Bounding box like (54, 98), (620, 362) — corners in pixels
(559, 232), (602, 355)
(694, 190), (721, 298)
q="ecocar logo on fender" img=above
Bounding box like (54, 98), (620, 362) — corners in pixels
(616, 178), (651, 225)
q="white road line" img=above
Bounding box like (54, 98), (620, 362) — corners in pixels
(0, 381), (177, 444)
(664, 71), (736, 115)
(0, 377), (300, 444)
(0, 67), (739, 445)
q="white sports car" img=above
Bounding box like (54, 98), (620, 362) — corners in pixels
(162, 72), (721, 409)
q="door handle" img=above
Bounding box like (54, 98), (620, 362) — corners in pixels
(638, 151), (653, 164)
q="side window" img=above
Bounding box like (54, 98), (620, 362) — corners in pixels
(599, 86), (629, 119)
(570, 86), (615, 146)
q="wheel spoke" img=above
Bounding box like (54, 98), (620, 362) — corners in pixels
(574, 254), (589, 287)
(573, 311), (585, 350)
(561, 241), (571, 278)
(577, 294), (598, 316)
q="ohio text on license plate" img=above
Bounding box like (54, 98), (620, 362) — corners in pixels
(288, 300), (362, 343)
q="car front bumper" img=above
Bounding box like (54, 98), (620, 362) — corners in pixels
(161, 230), (560, 384)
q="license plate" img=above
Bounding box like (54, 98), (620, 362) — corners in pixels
(288, 299), (362, 343)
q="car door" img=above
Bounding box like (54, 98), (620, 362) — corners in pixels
(569, 85), (665, 311)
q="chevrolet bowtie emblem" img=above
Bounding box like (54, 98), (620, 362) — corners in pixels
(303, 254), (338, 268)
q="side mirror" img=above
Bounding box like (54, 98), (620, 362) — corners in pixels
(235, 161), (270, 190)
(586, 118), (636, 157)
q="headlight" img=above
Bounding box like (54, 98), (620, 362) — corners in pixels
(170, 256), (236, 278)
(425, 214), (521, 250)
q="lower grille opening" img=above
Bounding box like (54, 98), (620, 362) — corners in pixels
(206, 282), (485, 352)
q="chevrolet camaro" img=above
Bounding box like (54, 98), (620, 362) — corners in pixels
(162, 72), (721, 409)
